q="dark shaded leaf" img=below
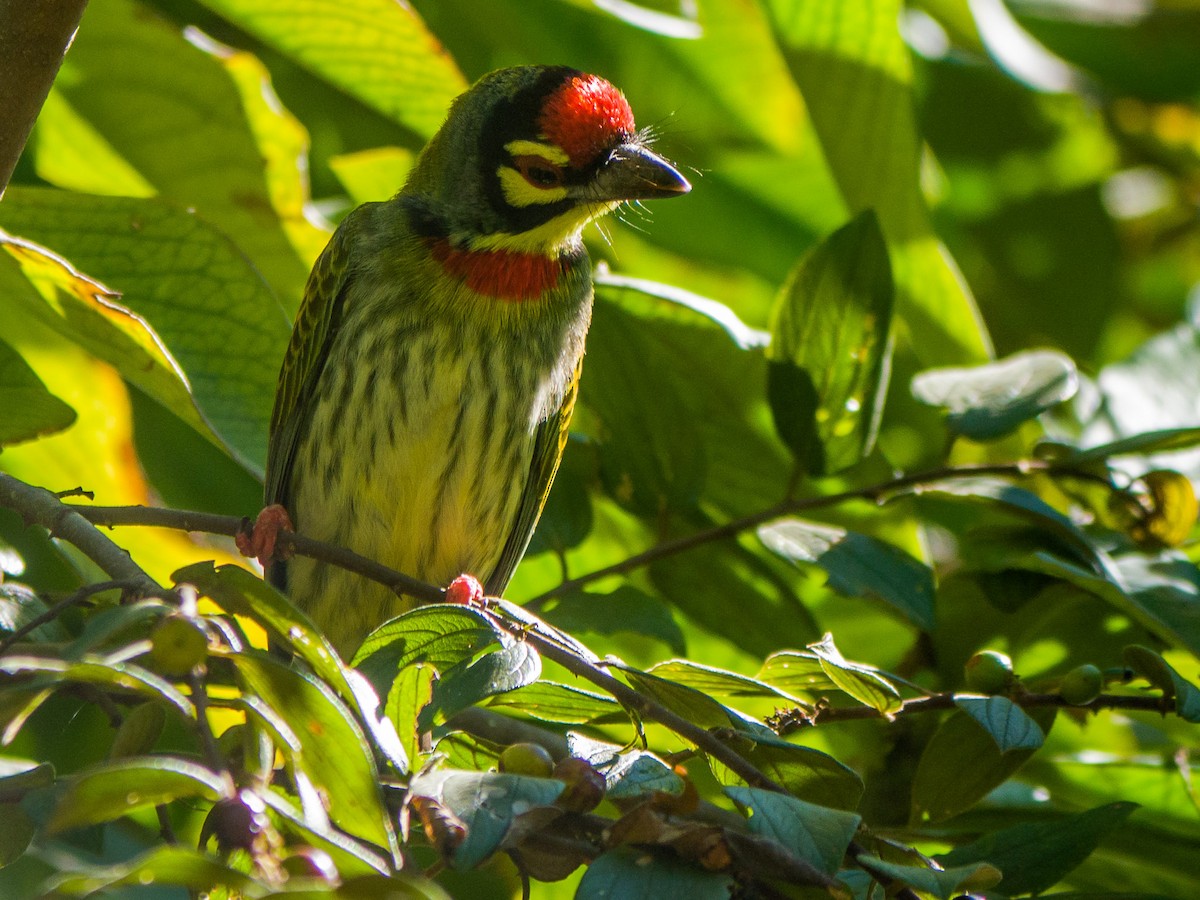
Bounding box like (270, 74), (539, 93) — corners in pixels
(937, 801), (1138, 895)
(576, 847), (732, 900)
(912, 706), (1056, 823)
(409, 769), (564, 870)
(542, 585), (686, 655)
(954, 695), (1045, 752)
(759, 517), (935, 629)
(0, 337), (76, 445)
(725, 786), (860, 875)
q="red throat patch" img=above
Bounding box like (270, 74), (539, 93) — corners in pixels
(428, 239), (567, 302)
(538, 74), (635, 168)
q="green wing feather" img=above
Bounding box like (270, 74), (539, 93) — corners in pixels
(264, 212), (360, 512)
(484, 355), (582, 596)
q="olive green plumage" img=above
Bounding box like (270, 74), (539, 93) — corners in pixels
(264, 65), (688, 655)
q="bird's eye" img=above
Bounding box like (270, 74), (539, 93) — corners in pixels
(512, 155), (565, 189)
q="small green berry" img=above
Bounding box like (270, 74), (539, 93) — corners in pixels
(498, 742), (555, 778)
(964, 650), (1014, 694)
(149, 614), (208, 676)
(1060, 664), (1103, 706)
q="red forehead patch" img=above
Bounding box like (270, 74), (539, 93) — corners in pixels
(538, 73), (635, 168)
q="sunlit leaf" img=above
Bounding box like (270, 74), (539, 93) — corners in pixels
(197, 0), (467, 139)
(47, 757), (227, 833)
(856, 854), (1001, 899)
(767, 210), (894, 475)
(232, 652), (396, 854)
(912, 349), (1078, 440)
(762, 0), (991, 364)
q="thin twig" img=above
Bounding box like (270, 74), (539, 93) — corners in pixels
(524, 459), (1085, 608)
(0, 579), (135, 653)
(771, 690), (1174, 733)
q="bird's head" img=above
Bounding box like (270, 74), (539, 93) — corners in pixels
(406, 65), (690, 256)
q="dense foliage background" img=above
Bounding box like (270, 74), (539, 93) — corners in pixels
(2, 0), (1199, 897)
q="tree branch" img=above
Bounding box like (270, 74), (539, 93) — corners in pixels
(0, 474), (162, 597)
(771, 690), (1174, 733)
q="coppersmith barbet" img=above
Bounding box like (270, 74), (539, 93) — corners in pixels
(255, 65), (689, 655)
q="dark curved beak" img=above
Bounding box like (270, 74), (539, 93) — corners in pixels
(586, 142), (691, 202)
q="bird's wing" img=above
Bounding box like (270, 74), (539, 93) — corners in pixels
(264, 216), (358, 513)
(484, 355), (582, 596)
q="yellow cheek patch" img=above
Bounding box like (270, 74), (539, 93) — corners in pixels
(504, 140), (570, 165)
(498, 166), (569, 208)
(470, 201), (619, 255)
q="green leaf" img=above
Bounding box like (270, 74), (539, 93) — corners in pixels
(0, 190), (289, 474)
(619, 666), (744, 731)
(177, 562), (351, 699)
(758, 517), (935, 629)
(232, 652), (396, 855)
(197, 0), (467, 139)
(911, 707), (1056, 823)
(353, 605), (502, 694)
(257, 788), (392, 877)
(762, 0), (991, 365)
(42, 845), (261, 896)
(577, 847), (733, 900)
(568, 733), (685, 801)
(937, 801), (1138, 896)
(0, 802), (34, 868)
(542, 586), (686, 656)
(911, 349), (1078, 440)
(484, 681), (620, 726)
(0, 337), (76, 445)
(0, 654), (195, 720)
(647, 659), (799, 701)
(426, 637), (541, 725)
(386, 662), (435, 774)
(767, 210), (894, 475)
(48, 0), (317, 302)
(0, 582), (67, 643)
(954, 696), (1046, 752)
(725, 786), (861, 875)
(1058, 426), (1200, 465)
(47, 756), (227, 833)
(408, 769), (565, 870)
(808, 634), (903, 714)
(1123, 644), (1200, 723)
(756, 651), (838, 694)
(0, 234), (213, 455)
(855, 854), (1001, 899)
(0, 758), (54, 802)
(711, 732), (864, 810)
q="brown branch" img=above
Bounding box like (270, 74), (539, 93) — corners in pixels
(772, 690), (1175, 733)
(0, 579), (136, 653)
(0, 474), (163, 597)
(0, 0), (90, 195)
(71, 504), (443, 604)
